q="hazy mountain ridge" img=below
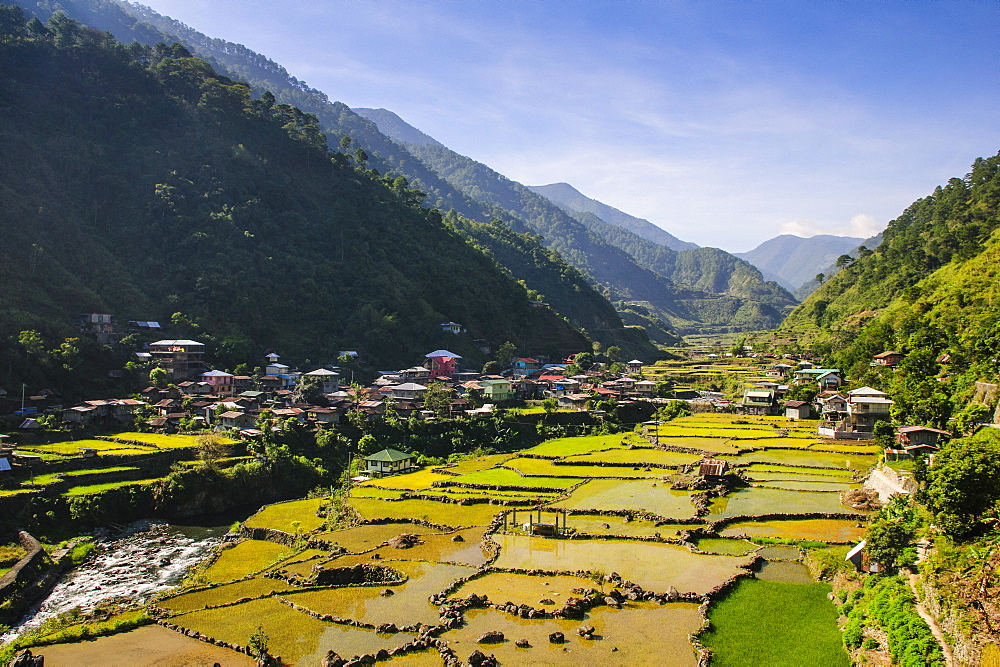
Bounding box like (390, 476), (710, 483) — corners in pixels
(527, 182), (698, 251)
(354, 108), (443, 147)
(736, 234), (864, 291)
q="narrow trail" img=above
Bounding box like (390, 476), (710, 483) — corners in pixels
(907, 540), (956, 667)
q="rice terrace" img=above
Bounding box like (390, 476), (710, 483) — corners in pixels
(4, 413), (873, 665)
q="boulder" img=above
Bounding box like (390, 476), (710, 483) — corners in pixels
(514, 639), (531, 648)
(10, 650), (43, 667)
(578, 625), (596, 638)
(376, 623), (398, 634)
(452, 534), (465, 542)
(539, 598), (555, 605)
(379, 588), (394, 596)
(548, 632), (565, 644)
(321, 650), (346, 667)
(466, 650), (498, 667)
(476, 631), (505, 644)
(387, 533), (422, 549)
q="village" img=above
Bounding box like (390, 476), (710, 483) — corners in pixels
(0, 317), (977, 666)
(0, 312), (949, 484)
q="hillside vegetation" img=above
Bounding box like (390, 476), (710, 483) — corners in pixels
(781, 153), (1000, 424)
(0, 13), (589, 382)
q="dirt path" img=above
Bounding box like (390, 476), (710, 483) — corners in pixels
(908, 540), (956, 667)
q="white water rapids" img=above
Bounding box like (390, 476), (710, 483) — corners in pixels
(1, 520), (222, 642)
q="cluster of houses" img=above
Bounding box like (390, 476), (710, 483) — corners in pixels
(736, 353), (951, 461)
(37, 344), (668, 439)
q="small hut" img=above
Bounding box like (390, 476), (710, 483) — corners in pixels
(363, 448), (415, 478)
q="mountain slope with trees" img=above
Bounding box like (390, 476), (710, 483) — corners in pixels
(0, 11), (590, 390)
(10, 0), (663, 358)
(526, 182), (697, 251)
(404, 141), (797, 334)
(781, 153), (1000, 427)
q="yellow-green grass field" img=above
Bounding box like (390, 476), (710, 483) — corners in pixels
(202, 540), (298, 584)
(171, 597), (411, 664)
(21, 439), (158, 455)
(719, 518), (866, 543)
(63, 477), (164, 496)
(440, 603), (702, 666)
(492, 534), (749, 595)
(446, 467), (580, 489)
(708, 487), (862, 519)
(504, 457), (667, 479)
(243, 497), (327, 534)
(357, 469), (455, 490)
(347, 497), (503, 527)
(285, 560), (475, 627)
(157, 577), (292, 613)
(110, 432), (236, 448)
(519, 435), (627, 458)
(433, 453), (514, 475)
(561, 448), (701, 467)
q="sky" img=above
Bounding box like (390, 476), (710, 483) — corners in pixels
(140, 0), (999, 252)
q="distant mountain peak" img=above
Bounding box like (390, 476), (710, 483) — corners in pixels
(736, 234), (866, 291)
(527, 182), (698, 252)
(352, 107), (443, 147)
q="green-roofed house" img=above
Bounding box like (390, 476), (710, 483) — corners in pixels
(363, 448), (415, 478)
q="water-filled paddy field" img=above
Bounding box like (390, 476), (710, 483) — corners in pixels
(28, 414), (866, 664)
(552, 479), (698, 518)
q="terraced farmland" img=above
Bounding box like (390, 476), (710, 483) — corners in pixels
(37, 413), (863, 664)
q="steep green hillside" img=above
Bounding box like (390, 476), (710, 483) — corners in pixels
(11, 0), (660, 357)
(781, 153), (1000, 425)
(13, 0), (495, 223)
(0, 15), (589, 383)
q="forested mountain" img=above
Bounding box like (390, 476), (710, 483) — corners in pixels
(14, 0), (794, 338)
(404, 141), (797, 334)
(10, 0), (665, 359)
(781, 153), (1000, 427)
(12, 0), (495, 222)
(0, 13), (594, 387)
(791, 232), (883, 301)
(736, 234), (865, 291)
(527, 182), (697, 251)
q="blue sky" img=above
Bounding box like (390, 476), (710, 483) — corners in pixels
(141, 0), (998, 252)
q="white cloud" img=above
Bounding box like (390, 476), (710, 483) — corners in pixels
(778, 213), (881, 239)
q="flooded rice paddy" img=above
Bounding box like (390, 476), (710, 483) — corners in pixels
(708, 487), (862, 519)
(27, 414), (862, 664)
(552, 479), (698, 518)
(492, 534), (751, 595)
(443, 603), (703, 666)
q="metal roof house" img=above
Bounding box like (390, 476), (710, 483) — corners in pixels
(363, 448), (415, 478)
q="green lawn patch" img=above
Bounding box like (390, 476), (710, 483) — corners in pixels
(520, 435), (626, 457)
(702, 578), (849, 666)
(111, 432), (236, 449)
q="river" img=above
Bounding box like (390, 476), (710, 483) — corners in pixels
(1, 518), (233, 642)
